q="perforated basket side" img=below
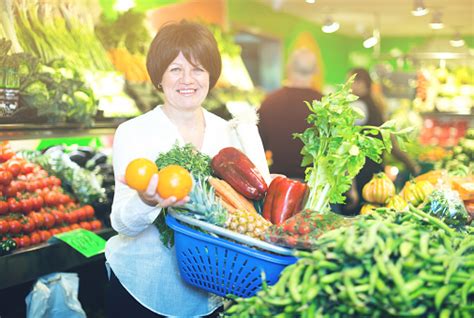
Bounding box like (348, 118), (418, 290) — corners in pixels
(166, 215), (297, 298)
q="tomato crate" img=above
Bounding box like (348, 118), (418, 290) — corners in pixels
(165, 211), (297, 298)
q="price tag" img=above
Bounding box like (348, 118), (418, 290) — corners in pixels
(53, 229), (106, 258)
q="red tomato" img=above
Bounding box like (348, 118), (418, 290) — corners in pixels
(79, 221), (92, 231)
(30, 232), (41, 245)
(44, 192), (59, 206)
(8, 219), (22, 234)
(0, 219), (9, 234)
(32, 195), (44, 211)
(38, 230), (52, 242)
(42, 213), (55, 229)
(75, 208), (87, 222)
(8, 198), (22, 213)
(70, 223), (81, 230)
(83, 205), (95, 219)
(21, 198), (34, 214)
(21, 163), (35, 175)
(14, 180), (26, 193)
(21, 217), (36, 233)
(60, 226), (71, 233)
(4, 183), (17, 197)
(29, 212), (45, 228)
(19, 235), (31, 248)
(65, 212), (78, 224)
(90, 220), (102, 231)
(0, 201), (8, 215)
(50, 228), (61, 236)
(7, 160), (21, 177)
(51, 210), (65, 225)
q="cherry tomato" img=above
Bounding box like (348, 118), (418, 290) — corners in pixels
(83, 205), (95, 219)
(50, 228), (61, 236)
(65, 211), (78, 224)
(0, 170), (13, 186)
(7, 160), (21, 177)
(29, 212), (45, 228)
(8, 198), (22, 213)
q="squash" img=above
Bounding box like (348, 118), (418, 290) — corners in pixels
(362, 173), (396, 204)
(401, 180), (434, 206)
(385, 195), (408, 211)
(360, 203), (379, 215)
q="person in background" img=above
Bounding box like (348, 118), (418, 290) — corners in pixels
(258, 47), (323, 181)
(105, 20), (269, 317)
(348, 68), (420, 211)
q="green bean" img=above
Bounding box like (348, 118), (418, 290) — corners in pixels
(369, 266), (379, 295)
(274, 267), (292, 297)
(404, 278), (424, 294)
(374, 254), (388, 277)
(289, 264), (305, 303)
(461, 277), (474, 305)
(399, 241), (413, 258)
(317, 260), (339, 271)
(343, 275), (364, 308)
(435, 285), (457, 310)
(320, 272), (342, 284)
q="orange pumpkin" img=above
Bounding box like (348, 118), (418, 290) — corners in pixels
(362, 173), (396, 204)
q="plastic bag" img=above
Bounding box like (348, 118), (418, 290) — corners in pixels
(263, 209), (354, 250)
(25, 272), (86, 318)
(422, 188), (469, 229)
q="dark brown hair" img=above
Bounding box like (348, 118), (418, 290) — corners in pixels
(146, 20), (222, 92)
(349, 67), (373, 92)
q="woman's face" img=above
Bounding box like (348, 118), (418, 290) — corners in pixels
(161, 51), (210, 111)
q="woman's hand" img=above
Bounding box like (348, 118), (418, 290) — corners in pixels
(120, 174), (189, 208)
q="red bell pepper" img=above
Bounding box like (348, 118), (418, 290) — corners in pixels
(211, 147), (268, 200)
(262, 177), (308, 225)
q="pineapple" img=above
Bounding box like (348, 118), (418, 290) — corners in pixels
(182, 177), (271, 239)
(225, 209), (271, 239)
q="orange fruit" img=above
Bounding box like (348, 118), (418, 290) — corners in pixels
(157, 165), (193, 200)
(125, 158), (159, 192)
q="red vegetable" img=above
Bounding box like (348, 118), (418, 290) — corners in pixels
(211, 147), (268, 200)
(262, 177), (307, 225)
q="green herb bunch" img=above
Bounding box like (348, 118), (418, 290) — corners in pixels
(294, 75), (412, 212)
(155, 143), (212, 178)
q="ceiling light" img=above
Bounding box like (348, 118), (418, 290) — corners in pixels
(113, 0), (135, 12)
(305, 0), (316, 3)
(411, 0), (429, 16)
(363, 33), (378, 48)
(322, 17), (340, 33)
(450, 32), (465, 47)
(430, 11), (444, 30)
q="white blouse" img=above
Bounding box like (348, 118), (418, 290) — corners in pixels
(105, 105), (269, 316)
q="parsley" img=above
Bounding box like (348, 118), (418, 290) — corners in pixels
(294, 75), (412, 212)
(155, 143), (212, 178)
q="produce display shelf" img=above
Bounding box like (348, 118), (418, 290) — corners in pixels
(0, 228), (116, 290)
(0, 122), (124, 141)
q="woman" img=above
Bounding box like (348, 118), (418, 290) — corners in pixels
(105, 20), (269, 317)
(348, 68), (420, 208)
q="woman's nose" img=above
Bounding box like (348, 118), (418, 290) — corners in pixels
(180, 69), (194, 84)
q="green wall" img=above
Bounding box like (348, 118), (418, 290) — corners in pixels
(227, 0), (360, 86)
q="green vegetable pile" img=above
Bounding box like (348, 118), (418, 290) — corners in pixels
(437, 128), (474, 177)
(225, 207), (474, 317)
(423, 189), (469, 230)
(294, 76), (412, 212)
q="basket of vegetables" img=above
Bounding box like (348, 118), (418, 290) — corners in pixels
(166, 211), (297, 298)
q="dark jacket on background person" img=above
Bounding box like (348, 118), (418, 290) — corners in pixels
(258, 86), (323, 180)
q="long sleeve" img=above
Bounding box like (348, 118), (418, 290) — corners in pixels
(110, 125), (162, 237)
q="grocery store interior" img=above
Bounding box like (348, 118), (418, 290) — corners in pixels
(1, 0), (473, 317)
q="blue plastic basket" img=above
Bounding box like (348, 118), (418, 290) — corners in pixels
(166, 214), (297, 298)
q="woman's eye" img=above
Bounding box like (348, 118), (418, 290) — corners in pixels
(194, 67), (205, 72)
(169, 67), (181, 72)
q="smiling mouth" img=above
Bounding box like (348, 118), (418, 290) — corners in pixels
(177, 89), (197, 96)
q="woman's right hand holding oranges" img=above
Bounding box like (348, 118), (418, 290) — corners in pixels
(124, 158), (193, 208)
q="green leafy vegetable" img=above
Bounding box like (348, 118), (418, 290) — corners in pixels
(294, 75), (412, 212)
(155, 143), (212, 178)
